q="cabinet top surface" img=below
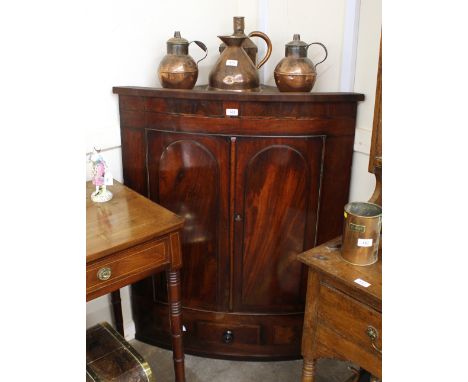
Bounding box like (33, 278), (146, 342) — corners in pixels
(113, 85), (365, 103)
(298, 237), (381, 303)
(86, 181), (184, 263)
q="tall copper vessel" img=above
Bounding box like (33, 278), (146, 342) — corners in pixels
(219, 16), (272, 68)
(157, 31), (208, 89)
(209, 35), (260, 92)
(274, 34), (327, 92)
(341, 202), (382, 266)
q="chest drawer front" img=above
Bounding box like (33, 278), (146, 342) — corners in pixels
(87, 238), (169, 295)
(318, 283), (382, 356)
(195, 321), (261, 346)
(315, 323), (381, 378)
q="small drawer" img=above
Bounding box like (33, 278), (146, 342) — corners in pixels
(195, 321), (261, 346)
(87, 238), (168, 294)
(317, 284), (382, 356)
(315, 323), (381, 377)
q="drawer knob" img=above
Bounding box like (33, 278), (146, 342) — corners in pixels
(366, 325), (382, 355)
(223, 330), (233, 344)
(234, 214), (242, 222)
(97, 267), (112, 281)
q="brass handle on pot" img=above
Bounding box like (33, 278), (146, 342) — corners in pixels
(307, 42), (328, 67)
(366, 325), (382, 355)
(190, 40), (208, 65)
(248, 31), (272, 69)
(97, 267), (112, 281)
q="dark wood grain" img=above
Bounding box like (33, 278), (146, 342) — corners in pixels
(116, 86), (364, 360)
(167, 270), (185, 382)
(147, 131), (231, 312)
(131, 299), (305, 360)
(233, 137), (323, 313)
(113, 85), (365, 103)
(120, 127), (148, 196)
(111, 290), (124, 335)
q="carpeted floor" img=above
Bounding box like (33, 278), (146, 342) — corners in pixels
(131, 339), (357, 382)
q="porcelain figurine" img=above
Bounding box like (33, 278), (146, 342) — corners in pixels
(89, 147), (113, 203)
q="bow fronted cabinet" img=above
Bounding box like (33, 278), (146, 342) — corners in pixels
(113, 86), (364, 360)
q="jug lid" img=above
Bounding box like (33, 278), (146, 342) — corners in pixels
(286, 34), (308, 48)
(167, 31), (189, 46)
(285, 34), (308, 57)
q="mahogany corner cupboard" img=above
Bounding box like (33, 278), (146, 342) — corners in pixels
(113, 85), (364, 360)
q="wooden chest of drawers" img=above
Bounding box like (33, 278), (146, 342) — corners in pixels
(297, 236), (382, 381)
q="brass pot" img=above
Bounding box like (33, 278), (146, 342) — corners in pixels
(219, 16), (272, 69)
(274, 34), (327, 92)
(208, 35), (260, 92)
(341, 202), (382, 266)
(158, 31), (208, 89)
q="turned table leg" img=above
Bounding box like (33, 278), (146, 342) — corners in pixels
(111, 290), (124, 336)
(167, 270), (185, 382)
(302, 358), (316, 382)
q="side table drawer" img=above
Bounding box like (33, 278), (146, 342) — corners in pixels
(317, 283), (382, 368)
(87, 238), (169, 297)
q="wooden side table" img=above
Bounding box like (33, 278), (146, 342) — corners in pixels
(86, 181), (186, 382)
(297, 237), (382, 382)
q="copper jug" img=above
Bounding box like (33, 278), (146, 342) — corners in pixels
(274, 34), (328, 92)
(209, 35), (260, 92)
(219, 16), (272, 69)
(158, 31), (208, 89)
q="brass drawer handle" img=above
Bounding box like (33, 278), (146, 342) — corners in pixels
(97, 267), (112, 281)
(366, 325), (382, 355)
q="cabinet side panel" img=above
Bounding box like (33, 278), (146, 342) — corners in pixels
(317, 134), (355, 244)
(120, 127), (148, 196)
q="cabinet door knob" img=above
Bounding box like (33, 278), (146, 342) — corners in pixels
(366, 325), (382, 355)
(223, 330), (234, 344)
(97, 267), (112, 281)
(234, 213), (243, 222)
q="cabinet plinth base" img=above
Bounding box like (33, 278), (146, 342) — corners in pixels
(131, 294), (304, 361)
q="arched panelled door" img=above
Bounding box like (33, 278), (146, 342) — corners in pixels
(232, 136), (324, 313)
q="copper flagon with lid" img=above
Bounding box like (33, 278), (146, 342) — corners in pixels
(219, 16), (272, 69)
(209, 17), (272, 92)
(274, 34), (328, 92)
(158, 31), (208, 89)
(209, 34), (261, 92)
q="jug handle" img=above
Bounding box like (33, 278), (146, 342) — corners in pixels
(189, 40), (208, 65)
(248, 31), (272, 69)
(307, 42), (328, 67)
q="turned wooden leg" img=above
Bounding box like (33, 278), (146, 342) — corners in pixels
(166, 270), (185, 382)
(301, 358), (316, 382)
(110, 290), (124, 336)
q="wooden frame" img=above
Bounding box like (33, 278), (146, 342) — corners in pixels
(368, 35), (382, 173)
